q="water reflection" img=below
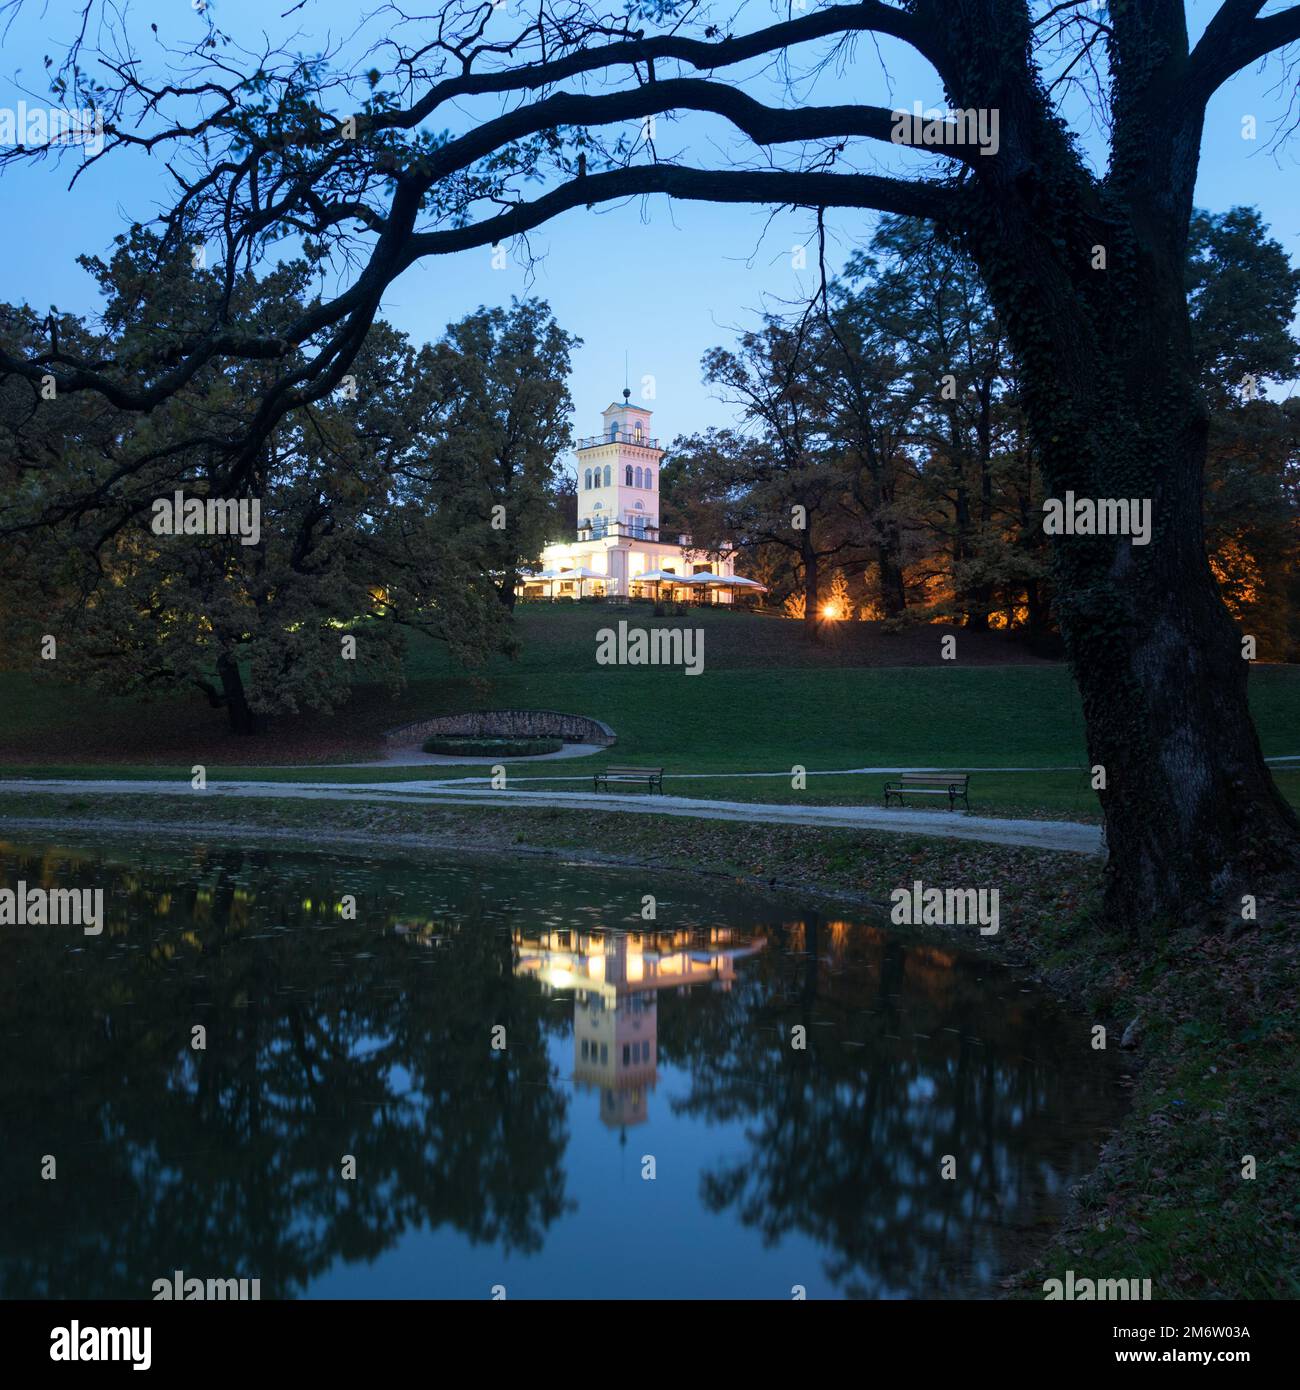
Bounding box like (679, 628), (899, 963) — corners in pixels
(0, 837), (1124, 1300)
(516, 927), (761, 1128)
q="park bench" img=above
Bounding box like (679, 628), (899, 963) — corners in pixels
(883, 772), (970, 811)
(594, 766), (664, 794)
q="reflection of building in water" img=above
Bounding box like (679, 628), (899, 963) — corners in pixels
(515, 927), (761, 1129)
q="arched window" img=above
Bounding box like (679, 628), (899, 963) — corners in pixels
(645, 468), (654, 491)
(634, 466), (643, 488)
(603, 465), (612, 487)
(625, 464), (633, 486)
(635, 422), (644, 442)
(608, 420), (618, 441)
(584, 468), (592, 490)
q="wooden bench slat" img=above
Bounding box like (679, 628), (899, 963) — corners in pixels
(883, 772), (971, 811)
(594, 766), (664, 793)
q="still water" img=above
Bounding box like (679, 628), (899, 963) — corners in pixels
(0, 835), (1124, 1300)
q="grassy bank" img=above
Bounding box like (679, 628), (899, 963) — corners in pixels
(1, 788), (1295, 1299)
(4, 607), (1298, 789)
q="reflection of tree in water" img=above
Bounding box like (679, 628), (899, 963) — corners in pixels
(0, 845), (571, 1299)
(664, 912), (1119, 1298)
(0, 845), (1122, 1300)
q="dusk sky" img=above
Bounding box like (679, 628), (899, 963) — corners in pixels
(1, 0), (1296, 466)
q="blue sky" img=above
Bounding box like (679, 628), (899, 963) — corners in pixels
(1, 1), (1296, 467)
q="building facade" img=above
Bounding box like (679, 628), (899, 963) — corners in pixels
(520, 391), (738, 600)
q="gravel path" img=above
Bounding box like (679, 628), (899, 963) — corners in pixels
(3, 777), (1104, 854)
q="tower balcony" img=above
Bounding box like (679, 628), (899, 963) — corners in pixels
(575, 431), (661, 451)
(577, 521), (663, 542)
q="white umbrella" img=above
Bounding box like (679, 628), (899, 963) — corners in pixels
(716, 574), (767, 605)
(555, 566), (605, 597)
(707, 575), (768, 596)
(633, 569), (699, 600)
(674, 573), (729, 605)
(519, 567), (565, 598)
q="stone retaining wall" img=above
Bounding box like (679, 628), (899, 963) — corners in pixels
(384, 709), (616, 748)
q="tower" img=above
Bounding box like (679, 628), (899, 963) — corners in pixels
(526, 384), (739, 602)
(574, 387), (662, 540)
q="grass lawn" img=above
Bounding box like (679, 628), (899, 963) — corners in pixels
(2, 605), (1298, 820)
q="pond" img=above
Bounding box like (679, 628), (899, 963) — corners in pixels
(0, 834), (1125, 1300)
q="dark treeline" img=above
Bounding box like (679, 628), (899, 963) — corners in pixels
(0, 234), (579, 732)
(664, 210), (1300, 659)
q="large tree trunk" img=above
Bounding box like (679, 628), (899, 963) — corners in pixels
(977, 228), (1297, 927)
(217, 650), (257, 736)
(1024, 576), (1051, 641)
(962, 584), (992, 631)
(1052, 382), (1296, 927)
(877, 542), (907, 619)
(936, 37), (1300, 927)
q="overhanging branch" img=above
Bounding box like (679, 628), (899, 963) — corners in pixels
(405, 164), (959, 260)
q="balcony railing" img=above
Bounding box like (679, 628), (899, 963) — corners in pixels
(574, 431), (661, 450)
(577, 521), (662, 542)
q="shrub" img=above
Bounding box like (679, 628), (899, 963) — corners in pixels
(421, 736), (564, 758)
